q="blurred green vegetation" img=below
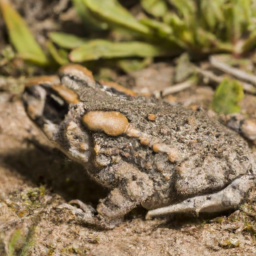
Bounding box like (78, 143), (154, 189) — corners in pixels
(212, 79), (244, 114)
(0, 0), (48, 66)
(2, 0), (256, 67)
(1, 0), (256, 114)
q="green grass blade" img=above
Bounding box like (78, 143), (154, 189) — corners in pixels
(0, 0), (48, 66)
(81, 0), (151, 35)
(223, 1), (247, 42)
(141, 0), (168, 17)
(200, 0), (225, 29)
(48, 32), (88, 49)
(139, 18), (172, 36)
(163, 12), (193, 46)
(71, 0), (108, 31)
(118, 57), (152, 73)
(47, 41), (69, 65)
(168, 0), (196, 17)
(139, 18), (183, 48)
(242, 30), (256, 53)
(239, 0), (251, 23)
(69, 40), (172, 62)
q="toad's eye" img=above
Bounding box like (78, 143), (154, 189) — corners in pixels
(58, 64), (96, 91)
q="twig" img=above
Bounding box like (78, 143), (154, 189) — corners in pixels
(196, 67), (256, 94)
(195, 67), (222, 83)
(162, 79), (194, 97)
(239, 82), (256, 94)
(210, 56), (256, 86)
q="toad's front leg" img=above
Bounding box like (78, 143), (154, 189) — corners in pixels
(59, 162), (154, 229)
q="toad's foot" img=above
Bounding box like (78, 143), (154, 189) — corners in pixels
(57, 201), (122, 229)
(57, 162), (154, 229)
(146, 175), (256, 220)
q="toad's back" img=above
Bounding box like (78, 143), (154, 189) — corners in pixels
(77, 87), (252, 209)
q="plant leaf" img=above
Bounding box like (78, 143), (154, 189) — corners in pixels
(174, 53), (194, 83)
(212, 79), (244, 114)
(163, 12), (193, 46)
(139, 18), (183, 48)
(118, 57), (152, 73)
(168, 0), (196, 16)
(48, 32), (88, 49)
(242, 30), (256, 53)
(69, 40), (173, 62)
(47, 41), (69, 65)
(196, 28), (233, 53)
(200, 0), (225, 29)
(0, 0), (48, 66)
(71, 0), (108, 31)
(223, 1), (248, 42)
(139, 18), (172, 36)
(141, 0), (168, 17)
(81, 0), (151, 35)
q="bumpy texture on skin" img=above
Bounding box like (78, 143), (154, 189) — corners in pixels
(73, 85), (253, 209)
(22, 64), (256, 229)
(100, 80), (137, 96)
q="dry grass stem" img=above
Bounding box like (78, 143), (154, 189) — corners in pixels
(162, 79), (194, 96)
(210, 56), (256, 86)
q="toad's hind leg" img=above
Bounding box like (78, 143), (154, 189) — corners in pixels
(59, 162), (154, 229)
(146, 175), (256, 219)
(96, 161), (154, 219)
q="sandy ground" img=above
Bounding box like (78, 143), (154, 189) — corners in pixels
(1, 86), (256, 255)
(1, 0), (256, 254)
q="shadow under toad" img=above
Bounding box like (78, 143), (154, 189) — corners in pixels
(2, 142), (108, 207)
(2, 141), (234, 229)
